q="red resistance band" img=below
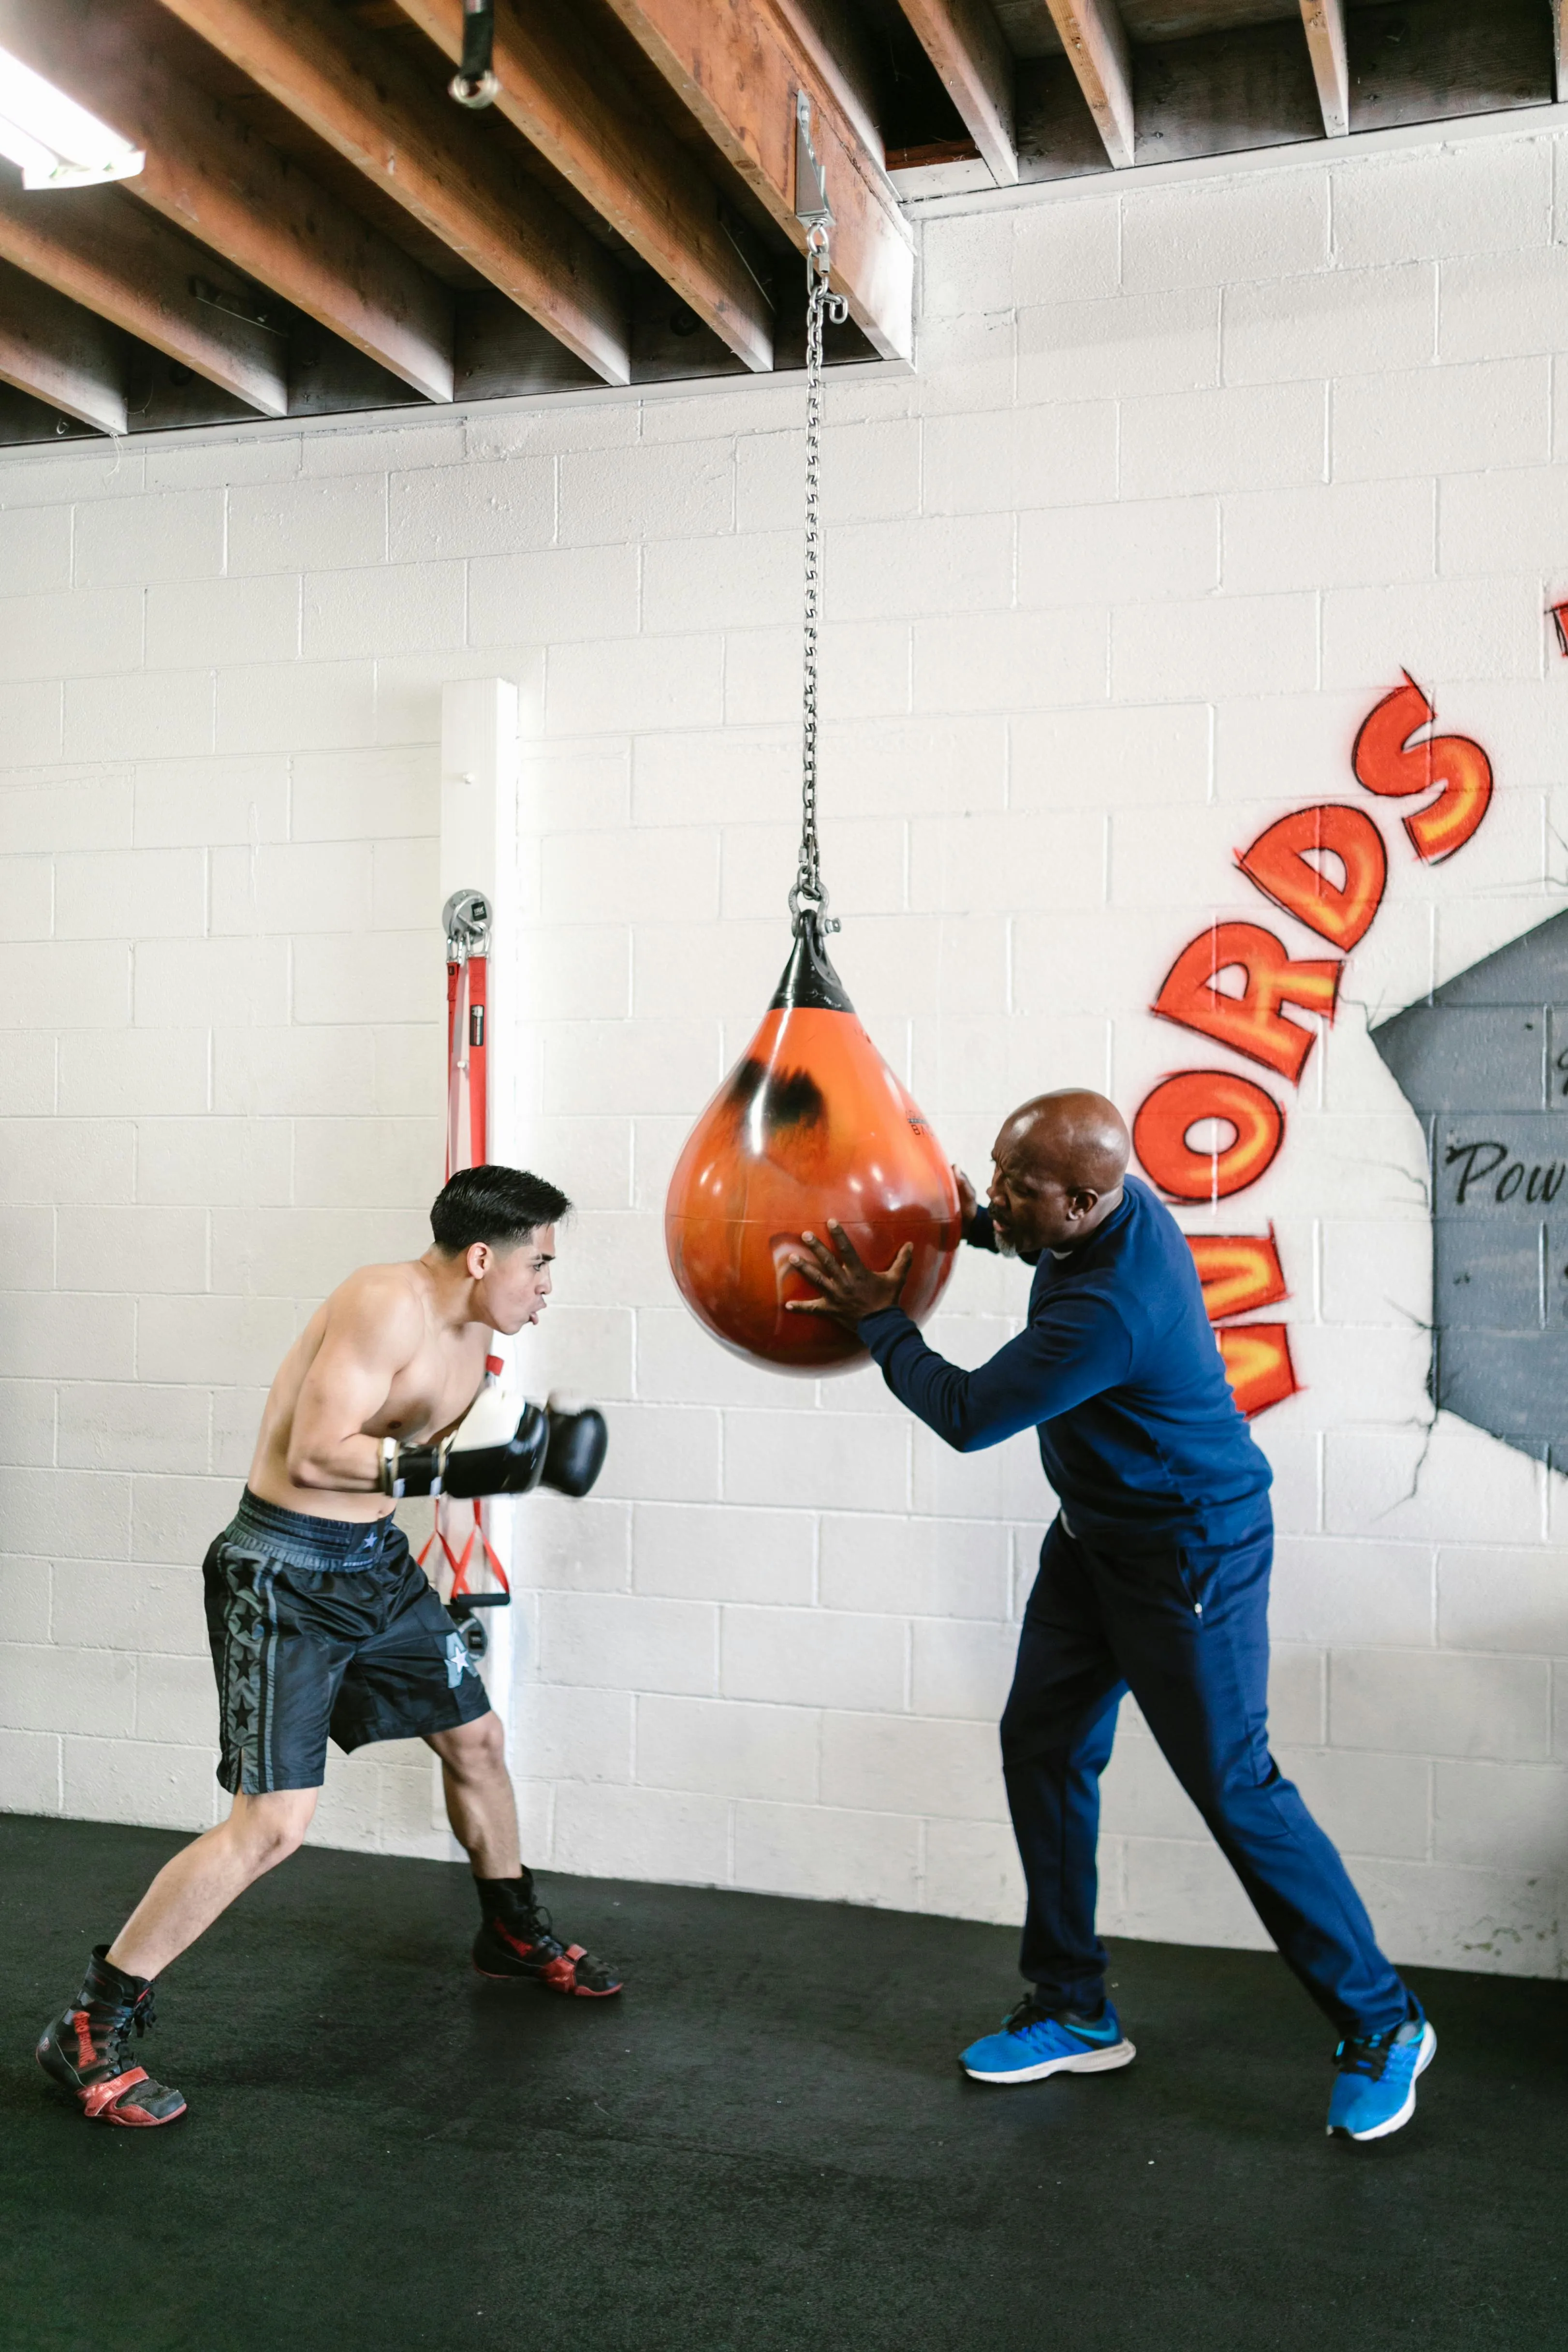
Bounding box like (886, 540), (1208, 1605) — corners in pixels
(444, 952), (488, 1179)
(420, 1497), (508, 1601)
(419, 1353), (511, 1601)
(423, 952), (509, 1605)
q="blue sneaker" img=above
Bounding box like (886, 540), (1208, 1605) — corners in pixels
(961, 1993), (1136, 2085)
(1326, 2003), (1436, 2141)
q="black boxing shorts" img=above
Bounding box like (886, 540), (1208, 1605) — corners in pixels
(202, 1488), (492, 1795)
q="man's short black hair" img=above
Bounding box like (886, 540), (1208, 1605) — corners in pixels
(430, 1164), (571, 1256)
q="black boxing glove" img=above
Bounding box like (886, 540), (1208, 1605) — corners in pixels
(445, 1400), (548, 1499)
(378, 1396), (548, 1500)
(541, 1394), (608, 1498)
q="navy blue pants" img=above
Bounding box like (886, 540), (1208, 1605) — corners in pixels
(1001, 1510), (1408, 2037)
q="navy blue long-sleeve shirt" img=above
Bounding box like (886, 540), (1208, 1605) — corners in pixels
(859, 1175), (1271, 1547)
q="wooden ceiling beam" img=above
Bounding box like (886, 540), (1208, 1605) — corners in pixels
(0, 175), (288, 413)
(1300, 0), (1349, 137)
(1556, 0), (1568, 104)
(893, 0), (1019, 185)
(0, 0), (455, 401)
(1043, 0), (1134, 168)
(394, 0), (774, 372)
(599, 0), (914, 363)
(769, 0), (885, 163)
(152, 0), (631, 385)
(0, 259), (126, 433)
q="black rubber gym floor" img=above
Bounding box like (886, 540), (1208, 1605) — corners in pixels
(1, 1812), (1563, 2352)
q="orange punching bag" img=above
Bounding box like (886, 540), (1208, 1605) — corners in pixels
(665, 917), (961, 1375)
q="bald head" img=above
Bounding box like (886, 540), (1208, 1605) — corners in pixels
(999, 1090), (1129, 1193)
(987, 1089), (1130, 1257)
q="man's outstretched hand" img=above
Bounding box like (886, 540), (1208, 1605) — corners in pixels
(785, 1221), (913, 1331)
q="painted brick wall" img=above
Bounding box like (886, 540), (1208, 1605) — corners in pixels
(1, 116), (1566, 1979)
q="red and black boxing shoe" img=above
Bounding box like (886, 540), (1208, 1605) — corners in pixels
(472, 1886), (623, 1998)
(36, 1947), (187, 2127)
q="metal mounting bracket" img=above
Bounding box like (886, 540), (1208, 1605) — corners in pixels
(443, 887), (491, 962)
(793, 91), (833, 230)
(189, 276), (287, 338)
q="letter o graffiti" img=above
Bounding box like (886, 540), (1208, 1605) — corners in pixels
(1497, 1162), (1525, 1202)
(1132, 1070), (1285, 1203)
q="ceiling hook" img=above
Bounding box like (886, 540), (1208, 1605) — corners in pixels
(449, 0), (499, 107)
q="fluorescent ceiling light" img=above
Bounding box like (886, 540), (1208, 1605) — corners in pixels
(0, 46), (144, 190)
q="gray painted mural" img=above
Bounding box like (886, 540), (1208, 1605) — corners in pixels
(1373, 909), (1568, 1466)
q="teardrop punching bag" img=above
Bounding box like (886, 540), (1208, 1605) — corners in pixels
(663, 215), (961, 1374)
(665, 917), (961, 1374)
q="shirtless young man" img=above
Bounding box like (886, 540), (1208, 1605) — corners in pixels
(36, 1163), (620, 2130)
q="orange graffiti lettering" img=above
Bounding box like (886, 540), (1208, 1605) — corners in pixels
(1187, 1230), (1289, 1322)
(1236, 804), (1387, 952)
(1133, 1070), (1285, 1203)
(1215, 1323), (1299, 1417)
(1130, 665), (1496, 1419)
(1152, 922), (1341, 1085)
(1352, 671), (1492, 864)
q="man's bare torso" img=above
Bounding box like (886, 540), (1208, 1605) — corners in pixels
(248, 1259), (491, 1522)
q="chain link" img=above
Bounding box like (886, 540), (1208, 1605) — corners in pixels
(791, 224), (849, 933)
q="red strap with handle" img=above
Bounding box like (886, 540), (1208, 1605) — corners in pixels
(445, 953), (488, 1180)
(425, 934), (509, 1603)
(419, 1498), (509, 1600)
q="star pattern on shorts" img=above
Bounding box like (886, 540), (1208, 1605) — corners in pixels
(222, 1578), (267, 1781)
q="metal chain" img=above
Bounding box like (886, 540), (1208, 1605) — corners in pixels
(791, 223), (849, 934)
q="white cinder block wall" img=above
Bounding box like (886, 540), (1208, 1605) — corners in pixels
(2, 115), (1567, 1979)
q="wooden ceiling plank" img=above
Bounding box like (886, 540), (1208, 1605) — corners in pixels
(151, 0), (631, 385)
(0, 262), (126, 432)
(598, 0), (913, 362)
(0, 178), (288, 412)
(1300, 0), (1349, 136)
(393, 0), (773, 371)
(133, 91), (457, 401)
(893, 0), (1020, 184)
(0, 0), (455, 400)
(1042, 0), (1134, 166)
(768, 0), (886, 163)
(1556, 0), (1568, 103)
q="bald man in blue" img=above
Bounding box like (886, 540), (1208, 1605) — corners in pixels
(791, 1087), (1434, 2144)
